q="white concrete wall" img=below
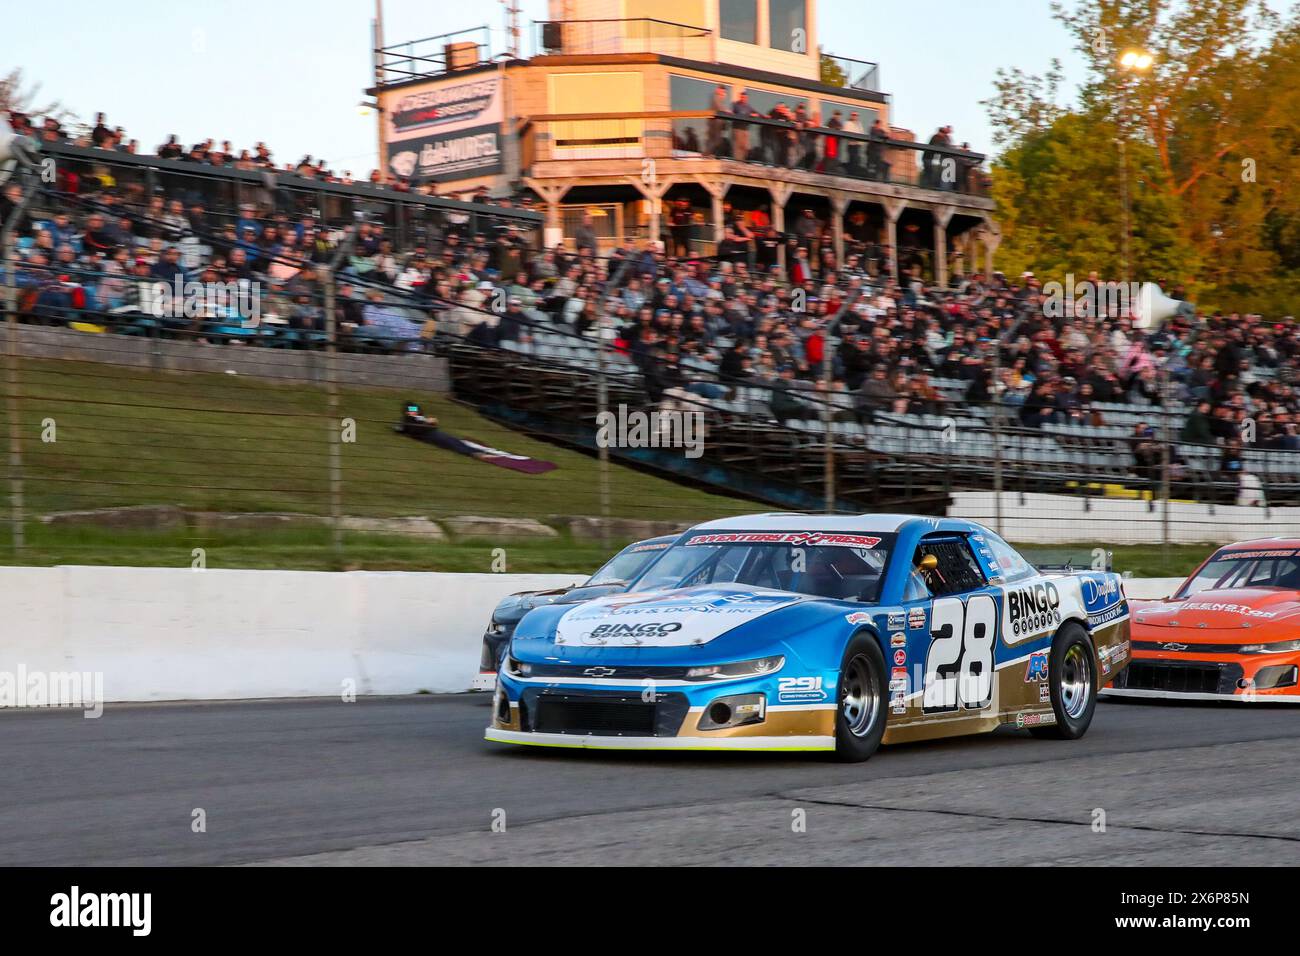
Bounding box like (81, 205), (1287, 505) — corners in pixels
(0, 567), (579, 703)
(1121, 578), (1183, 600)
(0, 564), (1187, 707)
(950, 491), (1292, 545)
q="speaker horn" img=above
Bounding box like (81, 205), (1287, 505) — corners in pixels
(1134, 282), (1194, 329)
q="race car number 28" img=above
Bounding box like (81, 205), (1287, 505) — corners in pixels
(922, 594), (997, 713)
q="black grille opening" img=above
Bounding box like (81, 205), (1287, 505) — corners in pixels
(533, 697), (657, 735)
(1117, 661), (1224, 695)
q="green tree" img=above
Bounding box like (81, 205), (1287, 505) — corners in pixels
(819, 51), (848, 88)
(990, 109), (1197, 283)
(985, 0), (1300, 313)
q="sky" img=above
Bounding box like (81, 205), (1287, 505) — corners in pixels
(5, 0), (1089, 172)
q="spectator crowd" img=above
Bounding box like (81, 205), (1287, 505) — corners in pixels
(5, 107), (1299, 488)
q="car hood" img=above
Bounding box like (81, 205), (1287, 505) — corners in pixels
(1132, 588), (1300, 632)
(550, 584), (812, 649)
(493, 585), (577, 624)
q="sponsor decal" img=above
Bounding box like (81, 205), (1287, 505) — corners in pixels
(891, 691), (907, 714)
(889, 667), (909, 693)
(908, 606), (927, 631)
(1081, 575), (1120, 607)
(556, 587), (800, 647)
(684, 532), (882, 548)
(1088, 602), (1129, 629)
(1099, 639), (1130, 675)
(891, 633), (907, 647)
(893, 648), (907, 666)
(778, 676), (827, 703)
(1039, 683), (1051, 703)
(1219, 548), (1299, 560)
(846, 611), (873, 625)
(1005, 580), (1062, 641)
(887, 612), (905, 632)
(1179, 602), (1278, 619)
(988, 561), (1000, 571)
(1024, 650), (1049, 683)
(1015, 711), (1057, 728)
(582, 622), (683, 644)
(628, 542), (671, 553)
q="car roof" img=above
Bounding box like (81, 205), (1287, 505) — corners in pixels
(622, 534), (678, 550)
(1217, 538), (1300, 551)
(685, 513), (978, 536)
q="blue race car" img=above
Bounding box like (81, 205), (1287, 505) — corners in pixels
(486, 513), (1131, 761)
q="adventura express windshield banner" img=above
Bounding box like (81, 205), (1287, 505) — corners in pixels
(385, 75), (504, 183)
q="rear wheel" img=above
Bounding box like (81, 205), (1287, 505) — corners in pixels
(833, 633), (888, 762)
(1031, 623), (1096, 739)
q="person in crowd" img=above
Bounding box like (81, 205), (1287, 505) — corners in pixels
(730, 91), (757, 162)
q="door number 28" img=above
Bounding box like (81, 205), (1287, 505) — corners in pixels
(922, 594), (997, 712)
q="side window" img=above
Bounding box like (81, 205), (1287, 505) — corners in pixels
(978, 532), (1034, 583)
(915, 536), (987, 597)
(711, 546), (752, 584)
(903, 567), (932, 602)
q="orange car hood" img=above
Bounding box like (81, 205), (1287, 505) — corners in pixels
(1132, 588), (1300, 633)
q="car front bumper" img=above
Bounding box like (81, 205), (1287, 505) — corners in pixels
(1102, 652), (1300, 701)
(484, 726), (834, 750)
(486, 671), (838, 752)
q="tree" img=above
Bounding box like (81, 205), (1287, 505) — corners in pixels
(0, 69), (71, 121)
(819, 51), (848, 88)
(985, 0), (1300, 313)
(990, 109), (1197, 283)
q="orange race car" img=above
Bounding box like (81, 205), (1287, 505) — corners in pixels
(1105, 538), (1300, 702)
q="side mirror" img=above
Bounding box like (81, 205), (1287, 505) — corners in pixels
(917, 554), (939, 573)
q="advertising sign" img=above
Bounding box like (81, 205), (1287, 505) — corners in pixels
(384, 74), (504, 183)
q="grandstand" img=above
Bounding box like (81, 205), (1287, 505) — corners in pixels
(4, 1), (1297, 574)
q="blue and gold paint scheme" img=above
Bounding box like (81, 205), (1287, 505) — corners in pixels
(485, 514), (1130, 755)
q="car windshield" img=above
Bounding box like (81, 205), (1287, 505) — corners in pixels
(1176, 547), (1300, 598)
(629, 531), (897, 602)
(586, 542), (670, 586)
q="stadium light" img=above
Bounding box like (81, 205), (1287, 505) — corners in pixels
(1118, 48), (1154, 72)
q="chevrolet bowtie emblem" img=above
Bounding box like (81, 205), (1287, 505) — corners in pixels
(583, 666), (617, 677)
(1161, 642), (1189, 652)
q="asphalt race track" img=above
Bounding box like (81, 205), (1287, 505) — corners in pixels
(1, 695), (1295, 866)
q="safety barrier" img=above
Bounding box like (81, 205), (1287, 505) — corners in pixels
(0, 565), (1186, 706)
(0, 566), (577, 702)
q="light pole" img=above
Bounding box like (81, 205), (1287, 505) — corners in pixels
(1116, 48), (1154, 284)
(1, 118), (41, 557)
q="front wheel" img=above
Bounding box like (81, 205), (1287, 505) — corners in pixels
(1031, 623), (1097, 739)
(833, 633), (888, 762)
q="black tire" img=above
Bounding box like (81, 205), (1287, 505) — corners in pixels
(833, 632), (888, 762)
(1030, 622), (1097, 739)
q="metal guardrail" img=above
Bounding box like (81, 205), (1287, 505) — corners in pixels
(820, 52), (881, 93)
(374, 25), (493, 85)
(526, 110), (988, 196)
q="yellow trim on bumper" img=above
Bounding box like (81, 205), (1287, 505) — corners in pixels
(484, 728), (835, 751)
